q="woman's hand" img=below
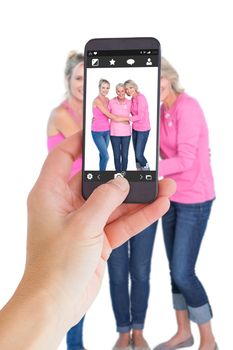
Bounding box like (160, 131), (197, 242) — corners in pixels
(0, 132), (175, 349)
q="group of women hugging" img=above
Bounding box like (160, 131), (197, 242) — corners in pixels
(91, 78), (151, 172)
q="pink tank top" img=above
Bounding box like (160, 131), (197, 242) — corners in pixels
(47, 101), (82, 178)
(92, 105), (110, 132)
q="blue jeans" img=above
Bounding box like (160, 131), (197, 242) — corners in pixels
(66, 317), (85, 350)
(107, 222), (157, 332)
(91, 130), (110, 170)
(110, 136), (131, 172)
(162, 200), (214, 324)
(132, 129), (150, 168)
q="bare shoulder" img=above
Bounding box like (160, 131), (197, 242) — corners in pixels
(51, 104), (70, 121)
(47, 105), (70, 135)
(93, 96), (100, 107)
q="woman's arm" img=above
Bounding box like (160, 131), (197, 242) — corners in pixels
(95, 99), (129, 122)
(131, 94), (147, 122)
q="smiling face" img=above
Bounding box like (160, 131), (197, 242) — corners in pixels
(68, 62), (84, 101)
(125, 85), (136, 97)
(160, 77), (173, 102)
(116, 86), (125, 100)
(99, 82), (110, 96)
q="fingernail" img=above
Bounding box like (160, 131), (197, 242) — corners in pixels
(110, 176), (129, 192)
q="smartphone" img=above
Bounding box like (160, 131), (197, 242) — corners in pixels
(82, 37), (161, 203)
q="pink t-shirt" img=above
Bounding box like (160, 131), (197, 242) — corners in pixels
(131, 93), (150, 131)
(47, 101), (82, 179)
(159, 92), (215, 203)
(108, 97), (131, 136)
(92, 105), (110, 132)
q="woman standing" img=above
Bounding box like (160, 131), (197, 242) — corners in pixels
(92, 79), (129, 170)
(153, 58), (217, 350)
(124, 80), (150, 171)
(109, 83), (132, 172)
(47, 51), (86, 350)
(108, 84), (156, 350)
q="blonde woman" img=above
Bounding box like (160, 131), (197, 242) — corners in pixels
(124, 79), (150, 171)
(153, 58), (217, 350)
(47, 51), (86, 350)
(109, 83), (132, 172)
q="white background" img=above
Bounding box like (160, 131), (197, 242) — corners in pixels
(0, 1), (232, 349)
(85, 66), (158, 170)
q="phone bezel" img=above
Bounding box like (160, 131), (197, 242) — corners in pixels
(82, 37), (161, 203)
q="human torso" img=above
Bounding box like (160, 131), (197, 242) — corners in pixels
(109, 97), (131, 136)
(131, 93), (150, 131)
(160, 92), (215, 203)
(92, 96), (110, 132)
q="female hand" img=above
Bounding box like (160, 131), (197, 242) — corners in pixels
(0, 132), (175, 349)
(26, 132), (175, 325)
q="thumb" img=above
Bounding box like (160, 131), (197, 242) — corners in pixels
(77, 177), (129, 233)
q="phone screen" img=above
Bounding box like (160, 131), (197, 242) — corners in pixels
(83, 38), (160, 203)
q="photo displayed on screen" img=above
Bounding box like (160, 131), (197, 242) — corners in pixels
(84, 50), (159, 181)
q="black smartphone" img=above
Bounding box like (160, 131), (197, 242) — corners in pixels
(82, 37), (161, 203)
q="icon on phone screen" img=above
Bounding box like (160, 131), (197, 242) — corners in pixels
(91, 58), (99, 66)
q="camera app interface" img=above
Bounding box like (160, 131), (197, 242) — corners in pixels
(84, 48), (159, 182)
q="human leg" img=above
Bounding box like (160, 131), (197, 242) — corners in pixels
(155, 200), (216, 349)
(121, 136), (131, 171)
(132, 129), (140, 169)
(198, 321), (216, 350)
(91, 131), (110, 170)
(66, 316), (85, 350)
(170, 201), (213, 321)
(130, 222), (157, 349)
(110, 136), (122, 172)
(133, 130), (150, 168)
(108, 242), (131, 348)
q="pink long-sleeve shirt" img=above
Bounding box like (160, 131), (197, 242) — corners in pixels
(108, 97), (131, 136)
(159, 92), (215, 203)
(131, 93), (151, 131)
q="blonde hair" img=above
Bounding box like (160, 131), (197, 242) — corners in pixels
(161, 57), (184, 94)
(98, 79), (110, 90)
(124, 79), (139, 92)
(65, 51), (84, 92)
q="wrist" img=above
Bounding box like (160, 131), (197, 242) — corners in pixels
(0, 281), (68, 350)
(18, 272), (72, 326)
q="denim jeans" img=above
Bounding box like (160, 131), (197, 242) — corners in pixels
(66, 317), (85, 350)
(162, 200), (214, 324)
(107, 222), (157, 332)
(110, 135), (131, 172)
(91, 130), (110, 170)
(132, 129), (150, 168)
